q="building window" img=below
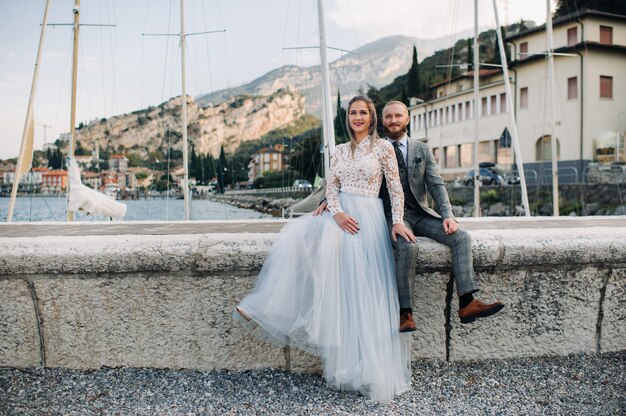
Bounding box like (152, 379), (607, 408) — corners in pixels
(520, 87), (529, 108)
(519, 42), (528, 59)
(500, 93), (507, 112)
(466, 101), (471, 119)
(490, 95), (497, 114)
(481, 97), (488, 116)
(600, 76), (613, 98)
(567, 27), (578, 47)
(600, 26), (613, 45)
(460, 143), (473, 167)
(568, 77), (578, 99)
(444, 145), (457, 168)
(536, 135), (560, 161)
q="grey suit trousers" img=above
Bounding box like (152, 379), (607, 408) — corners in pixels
(390, 208), (479, 310)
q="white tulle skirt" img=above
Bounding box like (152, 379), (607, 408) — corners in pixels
(235, 192), (411, 400)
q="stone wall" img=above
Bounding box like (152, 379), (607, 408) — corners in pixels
(0, 218), (624, 371)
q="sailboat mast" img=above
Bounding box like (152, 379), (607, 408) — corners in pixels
(180, 0), (190, 220)
(472, 0), (481, 217)
(7, 0), (51, 223)
(67, 0), (81, 222)
(317, 0), (335, 178)
(546, 0), (559, 216)
(491, 0), (530, 216)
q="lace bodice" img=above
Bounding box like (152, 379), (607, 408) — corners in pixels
(326, 137), (404, 225)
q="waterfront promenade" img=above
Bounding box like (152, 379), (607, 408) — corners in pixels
(1, 215), (624, 237)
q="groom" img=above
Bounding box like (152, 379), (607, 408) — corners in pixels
(379, 100), (503, 332)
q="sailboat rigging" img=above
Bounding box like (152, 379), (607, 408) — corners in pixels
(142, 0), (225, 220)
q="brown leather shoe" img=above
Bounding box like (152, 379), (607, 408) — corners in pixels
(399, 312), (417, 333)
(458, 299), (504, 324)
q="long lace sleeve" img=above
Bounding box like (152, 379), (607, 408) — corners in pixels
(325, 147), (343, 216)
(379, 141), (404, 225)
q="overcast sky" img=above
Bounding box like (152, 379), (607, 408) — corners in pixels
(0, 0), (554, 159)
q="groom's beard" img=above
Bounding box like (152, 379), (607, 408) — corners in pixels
(384, 124), (407, 140)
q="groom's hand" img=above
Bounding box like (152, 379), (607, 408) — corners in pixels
(443, 218), (458, 235)
(392, 223), (417, 243)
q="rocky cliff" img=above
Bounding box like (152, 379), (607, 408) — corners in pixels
(75, 89), (305, 157)
(196, 33), (477, 114)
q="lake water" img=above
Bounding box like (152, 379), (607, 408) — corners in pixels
(0, 196), (273, 222)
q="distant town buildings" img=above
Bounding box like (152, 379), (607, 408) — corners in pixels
(409, 9), (625, 182)
(41, 170), (68, 193)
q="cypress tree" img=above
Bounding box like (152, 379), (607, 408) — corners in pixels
(407, 46), (420, 97)
(492, 26), (510, 65)
(217, 146), (227, 193)
(333, 91), (347, 142)
(204, 153), (216, 180)
(467, 38), (474, 71)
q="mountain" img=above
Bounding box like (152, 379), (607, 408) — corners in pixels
(196, 32), (478, 114)
(75, 89), (304, 157)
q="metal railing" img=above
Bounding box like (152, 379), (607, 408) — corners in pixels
(224, 186), (314, 197)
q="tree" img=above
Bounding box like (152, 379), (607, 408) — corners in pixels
(407, 46), (421, 98)
(127, 152), (144, 167)
(203, 153), (216, 181)
(333, 91), (348, 143)
(554, 0), (626, 17)
(216, 145), (227, 193)
(366, 86), (386, 137)
(189, 144), (198, 179)
(491, 26), (510, 65)
(467, 38), (474, 71)
(288, 128), (322, 182)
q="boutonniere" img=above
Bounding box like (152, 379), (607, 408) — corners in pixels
(414, 157), (422, 165)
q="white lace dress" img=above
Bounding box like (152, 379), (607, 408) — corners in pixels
(235, 137), (411, 400)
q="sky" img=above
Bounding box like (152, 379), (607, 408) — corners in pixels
(0, 0), (554, 160)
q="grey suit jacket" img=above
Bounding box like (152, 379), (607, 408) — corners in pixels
(380, 137), (454, 220)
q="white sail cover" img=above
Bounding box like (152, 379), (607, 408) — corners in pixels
(287, 180), (326, 217)
(67, 158), (127, 218)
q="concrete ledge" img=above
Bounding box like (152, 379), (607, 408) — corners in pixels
(0, 217), (624, 370)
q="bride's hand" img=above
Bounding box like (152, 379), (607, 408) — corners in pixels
(333, 212), (359, 234)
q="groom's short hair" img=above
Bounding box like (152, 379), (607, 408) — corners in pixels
(382, 100), (409, 115)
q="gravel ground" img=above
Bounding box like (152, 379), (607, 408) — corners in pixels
(1, 352), (624, 416)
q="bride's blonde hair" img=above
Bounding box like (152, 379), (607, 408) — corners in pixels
(346, 95), (380, 156)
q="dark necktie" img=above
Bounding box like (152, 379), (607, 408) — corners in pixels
(392, 141), (406, 170)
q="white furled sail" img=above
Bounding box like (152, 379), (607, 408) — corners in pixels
(67, 158), (127, 218)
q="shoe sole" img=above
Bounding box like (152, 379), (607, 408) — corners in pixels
(400, 327), (418, 333)
(460, 304), (505, 324)
(235, 306), (252, 321)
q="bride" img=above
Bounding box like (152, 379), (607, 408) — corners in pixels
(234, 95), (415, 401)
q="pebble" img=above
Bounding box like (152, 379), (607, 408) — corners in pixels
(0, 352), (624, 415)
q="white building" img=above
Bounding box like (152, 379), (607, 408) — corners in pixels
(409, 9), (626, 183)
